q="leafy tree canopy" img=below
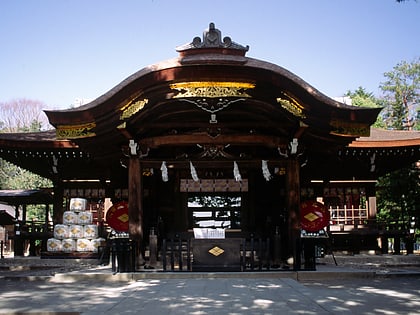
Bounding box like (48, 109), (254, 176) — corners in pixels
(380, 58), (420, 130)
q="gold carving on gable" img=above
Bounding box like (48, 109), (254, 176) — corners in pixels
(120, 98), (149, 120)
(56, 122), (96, 139)
(170, 81), (255, 98)
(330, 119), (370, 137)
(276, 94), (306, 119)
(117, 122), (126, 130)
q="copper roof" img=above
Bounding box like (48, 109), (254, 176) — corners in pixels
(351, 129), (420, 147)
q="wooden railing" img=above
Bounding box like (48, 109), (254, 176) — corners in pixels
(328, 216), (412, 234)
(329, 207), (368, 226)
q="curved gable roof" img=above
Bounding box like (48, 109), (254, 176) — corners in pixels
(5, 23), (417, 183)
(42, 24), (381, 166)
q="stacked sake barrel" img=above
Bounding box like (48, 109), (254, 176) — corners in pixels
(47, 198), (105, 254)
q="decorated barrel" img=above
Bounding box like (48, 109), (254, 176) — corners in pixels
(53, 224), (68, 239)
(69, 198), (87, 211)
(61, 239), (76, 252)
(83, 224), (98, 239)
(63, 211), (78, 224)
(76, 239), (92, 252)
(68, 225), (84, 239)
(91, 238), (106, 253)
(47, 238), (62, 252)
(78, 211), (93, 224)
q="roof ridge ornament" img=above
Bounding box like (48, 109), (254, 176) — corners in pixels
(176, 22), (249, 55)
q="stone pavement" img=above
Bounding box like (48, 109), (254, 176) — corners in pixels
(0, 254), (419, 314)
(1, 272), (419, 314)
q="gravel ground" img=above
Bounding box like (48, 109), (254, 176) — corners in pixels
(0, 256), (99, 277)
(0, 253), (419, 277)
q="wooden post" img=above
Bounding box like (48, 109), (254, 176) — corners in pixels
(286, 159), (301, 270)
(22, 205), (27, 222)
(52, 184), (64, 225)
(14, 205), (24, 256)
(128, 156), (144, 268)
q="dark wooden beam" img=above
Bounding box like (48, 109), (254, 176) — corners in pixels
(138, 159), (288, 169)
(140, 134), (286, 148)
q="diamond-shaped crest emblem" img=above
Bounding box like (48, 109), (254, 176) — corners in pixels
(208, 246), (225, 257)
(118, 213), (129, 223)
(304, 212), (319, 222)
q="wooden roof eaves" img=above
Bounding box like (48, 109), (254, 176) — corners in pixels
(349, 139), (420, 148)
(0, 189), (53, 205)
(244, 57), (382, 125)
(0, 130), (78, 149)
(44, 54), (381, 127)
(349, 128), (420, 148)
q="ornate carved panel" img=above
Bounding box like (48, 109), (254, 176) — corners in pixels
(56, 122), (96, 139)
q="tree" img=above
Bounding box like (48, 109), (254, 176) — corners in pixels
(376, 164), (420, 253)
(380, 58), (420, 130)
(0, 98), (53, 221)
(0, 98), (51, 132)
(345, 87), (386, 129)
(376, 167), (419, 225)
(376, 59), (420, 250)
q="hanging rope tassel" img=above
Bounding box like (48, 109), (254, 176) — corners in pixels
(233, 161), (242, 182)
(262, 160), (272, 181)
(160, 161), (168, 182)
(190, 161), (199, 182)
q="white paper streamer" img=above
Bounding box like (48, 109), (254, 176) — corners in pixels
(160, 161), (168, 182)
(190, 161), (199, 182)
(262, 160), (272, 181)
(233, 161), (242, 182)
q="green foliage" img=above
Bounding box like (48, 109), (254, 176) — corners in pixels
(380, 58), (420, 130)
(416, 109), (420, 131)
(376, 165), (420, 232)
(0, 158), (52, 222)
(0, 159), (52, 190)
(345, 87), (377, 107)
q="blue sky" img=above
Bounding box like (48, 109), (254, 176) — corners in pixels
(1, 0), (419, 110)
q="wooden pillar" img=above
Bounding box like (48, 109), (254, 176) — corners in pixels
(45, 204), (50, 226)
(128, 156), (144, 267)
(14, 205), (24, 256)
(394, 237), (401, 255)
(381, 236), (389, 254)
(52, 184), (64, 225)
(22, 205), (27, 222)
(286, 159), (301, 270)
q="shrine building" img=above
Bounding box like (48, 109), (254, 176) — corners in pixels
(1, 23), (419, 271)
